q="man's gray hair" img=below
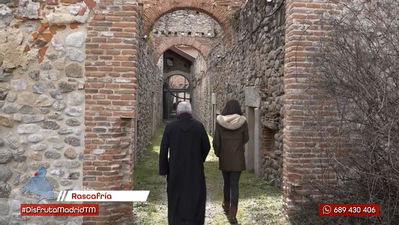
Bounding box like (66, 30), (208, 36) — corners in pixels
(177, 101), (192, 114)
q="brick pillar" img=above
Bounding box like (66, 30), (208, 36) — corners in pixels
(283, 0), (339, 216)
(84, 0), (138, 223)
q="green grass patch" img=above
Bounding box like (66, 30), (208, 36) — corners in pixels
(132, 122), (288, 225)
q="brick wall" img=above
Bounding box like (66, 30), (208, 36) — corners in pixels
(84, 0), (139, 223)
(1, 0), (345, 223)
(283, 0), (339, 216)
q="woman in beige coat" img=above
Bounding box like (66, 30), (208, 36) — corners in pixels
(213, 100), (249, 224)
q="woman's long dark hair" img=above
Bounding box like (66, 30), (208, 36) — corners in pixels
(221, 99), (243, 116)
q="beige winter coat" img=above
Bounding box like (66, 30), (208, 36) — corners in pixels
(212, 114), (249, 171)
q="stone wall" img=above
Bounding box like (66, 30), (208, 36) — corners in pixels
(153, 10), (222, 38)
(0, 1), (88, 224)
(203, 0), (285, 186)
(140, 0), (245, 41)
(191, 54), (210, 127)
(136, 13), (163, 164)
(1, 0), (248, 224)
(151, 9), (221, 63)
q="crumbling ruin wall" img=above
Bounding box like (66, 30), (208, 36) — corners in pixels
(205, 0), (285, 186)
(136, 13), (163, 164)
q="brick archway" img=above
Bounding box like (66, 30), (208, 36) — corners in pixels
(164, 70), (192, 82)
(141, 0), (246, 41)
(153, 36), (217, 61)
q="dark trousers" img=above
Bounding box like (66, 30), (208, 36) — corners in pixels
(221, 171), (241, 207)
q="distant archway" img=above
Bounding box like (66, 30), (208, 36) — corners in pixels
(163, 73), (192, 120)
(168, 75), (190, 89)
(154, 36), (216, 61)
(141, 0), (246, 41)
(164, 70), (192, 83)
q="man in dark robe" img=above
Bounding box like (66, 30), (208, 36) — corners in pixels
(159, 101), (211, 225)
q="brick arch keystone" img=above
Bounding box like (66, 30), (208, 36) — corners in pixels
(153, 36), (217, 61)
(141, 0), (246, 41)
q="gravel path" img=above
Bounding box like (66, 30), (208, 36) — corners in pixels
(132, 124), (288, 225)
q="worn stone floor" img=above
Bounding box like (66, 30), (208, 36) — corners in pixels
(132, 123), (288, 225)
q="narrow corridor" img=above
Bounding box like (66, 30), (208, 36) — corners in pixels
(132, 123), (288, 225)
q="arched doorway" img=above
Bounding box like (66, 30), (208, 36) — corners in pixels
(158, 46), (197, 119)
(163, 74), (191, 119)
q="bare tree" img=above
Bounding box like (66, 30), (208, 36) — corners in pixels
(292, 0), (399, 224)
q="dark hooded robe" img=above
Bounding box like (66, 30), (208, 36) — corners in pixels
(159, 113), (211, 225)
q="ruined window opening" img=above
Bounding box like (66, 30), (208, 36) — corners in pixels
(263, 126), (275, 156)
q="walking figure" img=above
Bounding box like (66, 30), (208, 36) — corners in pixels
(213, 100), (249, 224)
(159, 101), (211, 225)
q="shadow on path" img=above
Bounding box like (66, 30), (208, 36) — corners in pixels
(132, 123), (288, 225)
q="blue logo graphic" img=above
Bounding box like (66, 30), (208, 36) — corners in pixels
(21, 167), (54, 202)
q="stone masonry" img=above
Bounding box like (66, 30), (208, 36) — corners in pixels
(0, 0), (249, 223)
(0, 0), (344, 223)
(0, 1), (88, 224)
(151, 9), (222, 62)
(140, 0), (245, 41)
(153, 10), (222, 38)
(136, 12), (163, 164)
(200, 0), (285, 187)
